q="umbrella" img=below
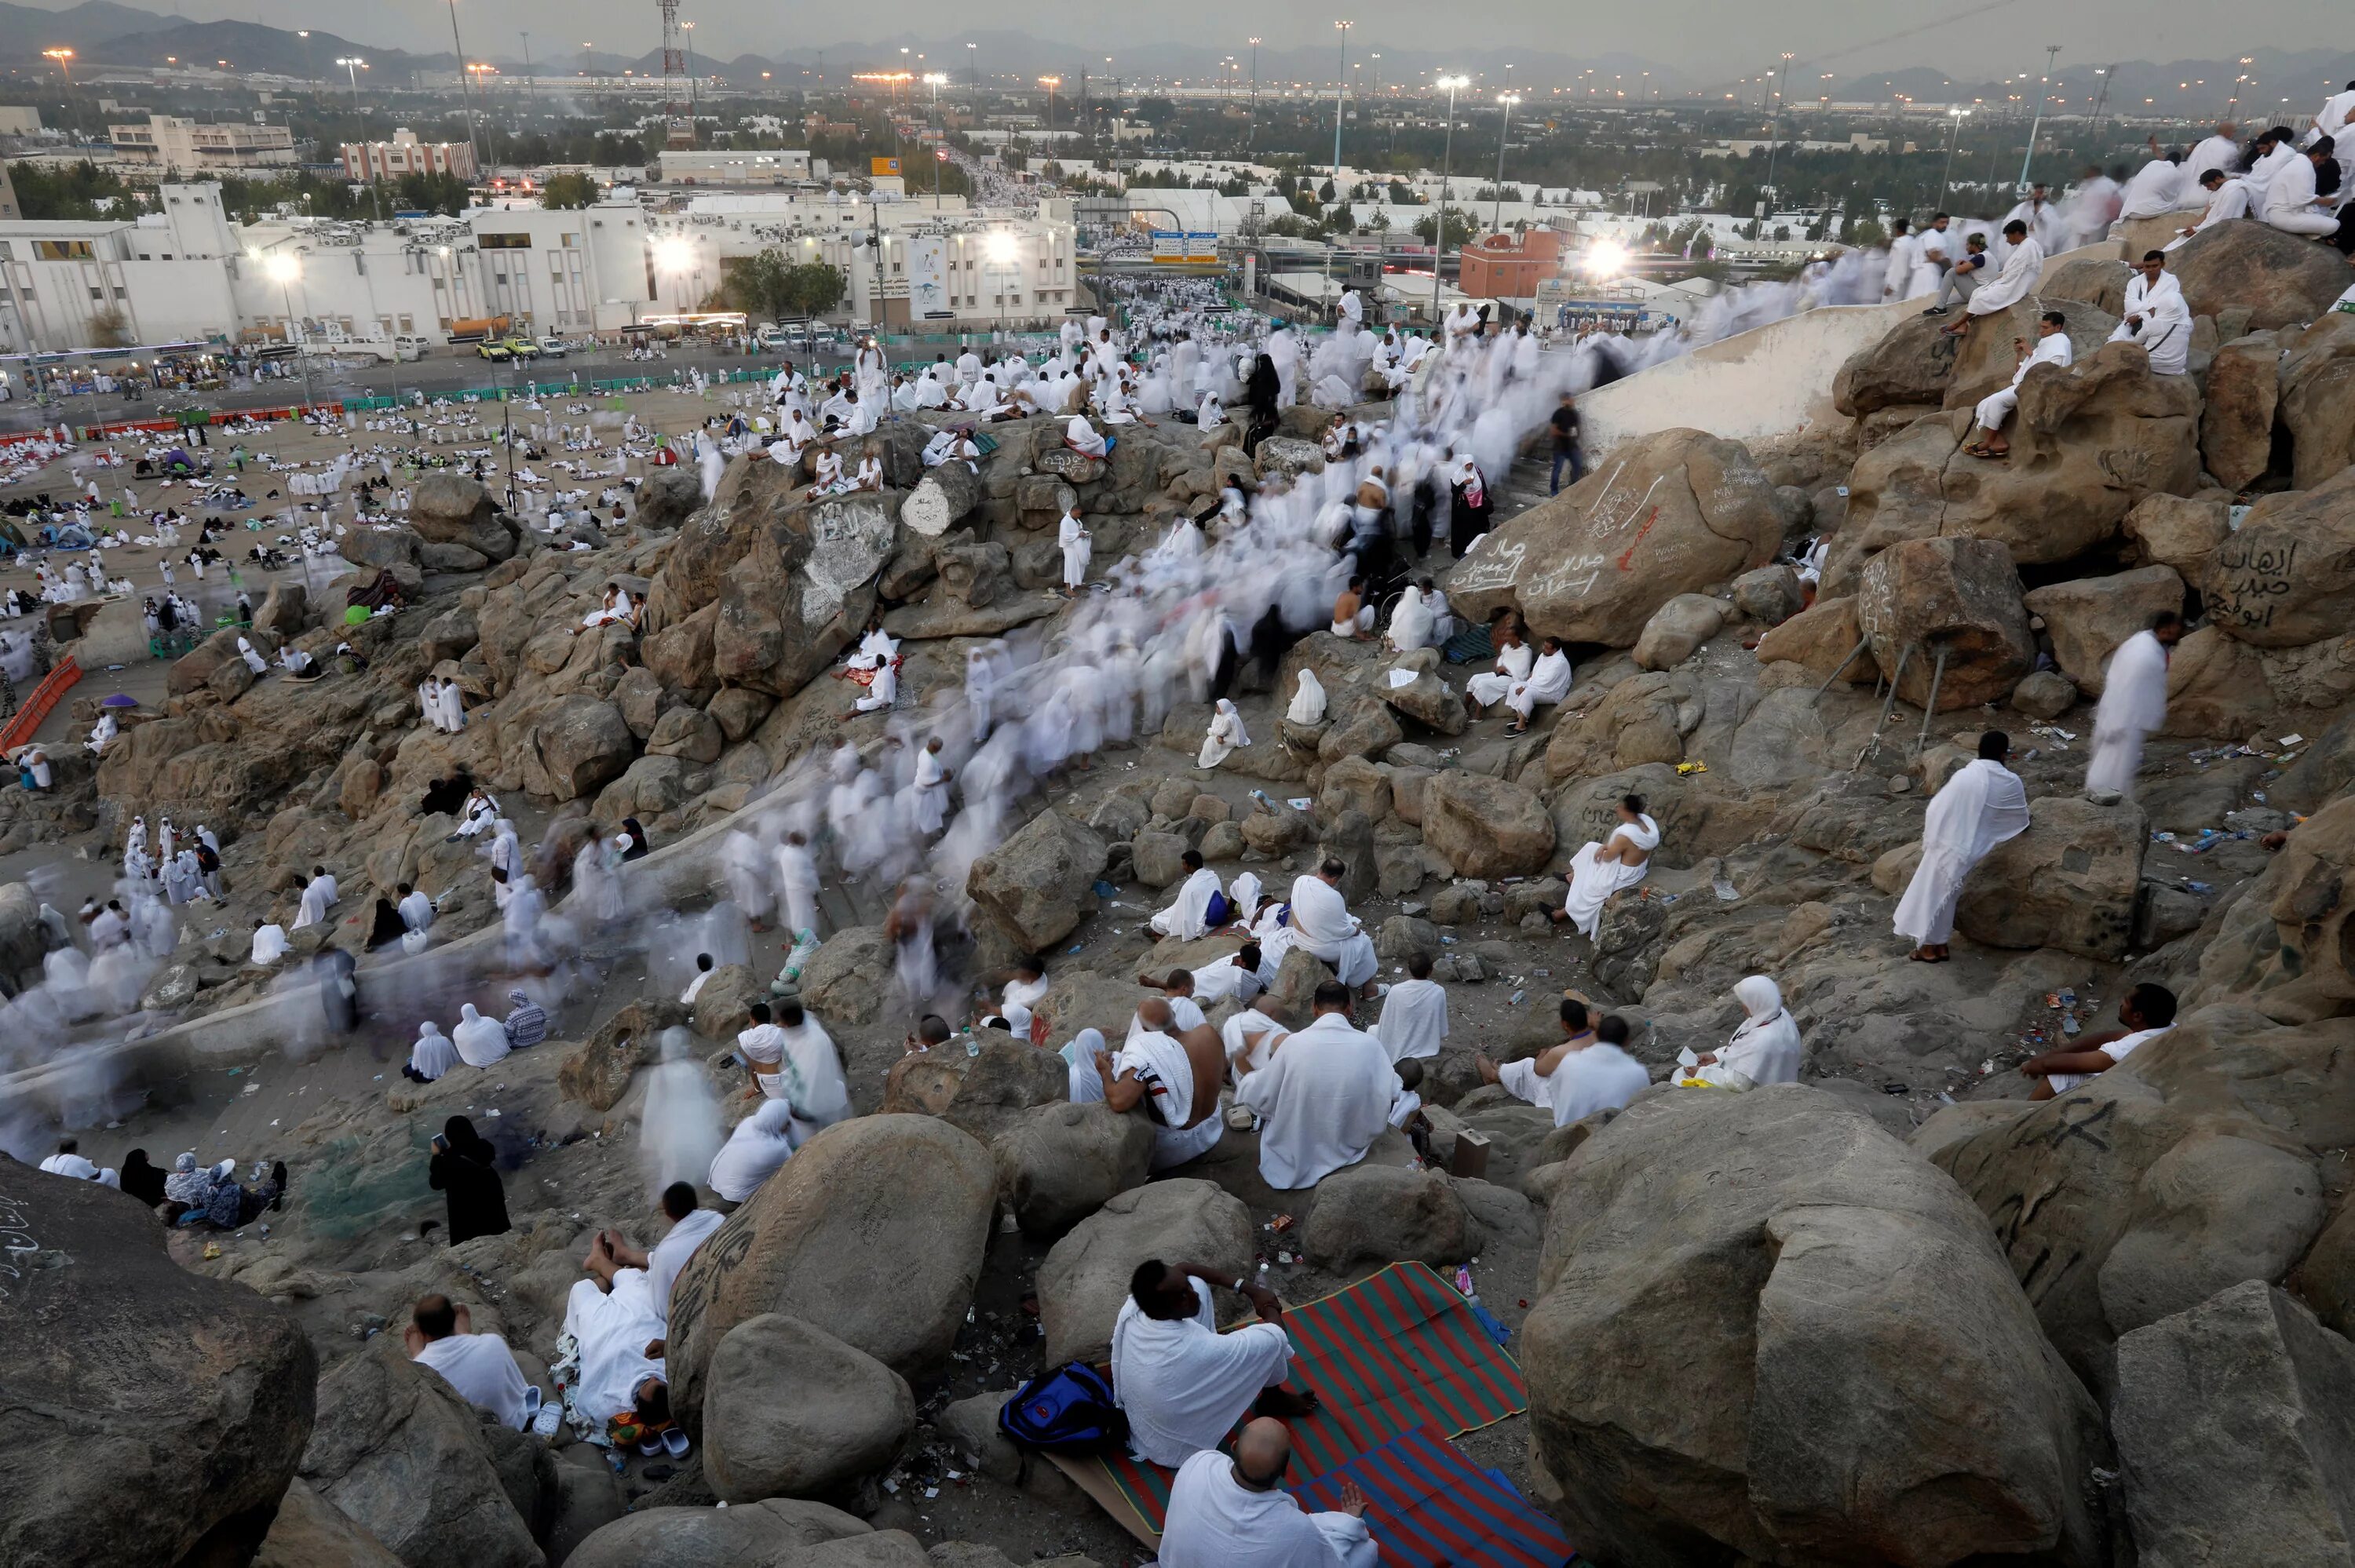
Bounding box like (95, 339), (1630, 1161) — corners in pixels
(100, 693), (138, 707)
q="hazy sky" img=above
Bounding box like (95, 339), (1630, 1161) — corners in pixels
(47, 0), (2355, 82)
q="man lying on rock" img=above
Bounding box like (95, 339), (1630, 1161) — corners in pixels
(1112, 1257), (1319, 1467)
(563, 1230), (677, 1452)
(2019, 983), (2178, 1099)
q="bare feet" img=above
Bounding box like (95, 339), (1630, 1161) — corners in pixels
(1255, 1386), (1322, 1418)
(1473, 1052), (1500, 1085)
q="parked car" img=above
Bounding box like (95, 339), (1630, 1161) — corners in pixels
(536, 337), (569, 359)
(476, 339), (516, 362)
(501, 337), (543, 359)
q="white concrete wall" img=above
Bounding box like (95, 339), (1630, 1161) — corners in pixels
(1579, 240), (2122, 455)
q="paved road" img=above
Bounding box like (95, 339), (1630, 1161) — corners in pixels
(0, 345), (824, 436)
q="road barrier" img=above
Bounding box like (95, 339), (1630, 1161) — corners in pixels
(0, 655), (82, 752)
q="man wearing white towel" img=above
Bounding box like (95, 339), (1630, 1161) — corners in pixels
(1235, 983), (1393, 1190)
(407, 1293), (531, 1430)
(1160, 1419), (1375, 1568)
(1893, 731), (2030, 964)
(1287, 859), (1381, 998)
(1372, 952), (1449, 1061)
(1112, 1258), (1313, 1466)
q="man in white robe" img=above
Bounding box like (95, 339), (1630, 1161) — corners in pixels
(1109, 997), (1225, 1169)
(398, 881), (436, 941)
(561, 1235), (670, 1430)
(911, 738), (952, 835)
(606, 1183), (725, 1322)
(407, 1293), (531, 1430)
(1481, 998), (1650, 1126)
(1505, 637), (1573, 732)
(775, 831), (820, 938)
(2116, 150), (2188, 220)
(1882, 219), (1923, 300)
(1065, 414), (1109, 459)
(1893, 731), (2031, 962)
(767, 997), (852, 1140)
(2185, 122), (2241, 186)
(1966, 311), (2074, 460)
(1554, 795), (1661, 939)
(250, 917), (288, 965)
(1235, 982), (1394, 1189)
(2167, 170), (2252, 250)
(451, 1003), (511, 1068)
(2021, 982), (2178, 1097)
(1160, 1420), (1376, 1568)
(2086, 613), (2181, 803)
(2261, 140), (2343, 236)
(1371, 951), (1448, 1060)
(1112, 1257), (1309, 1465)
(1940, 220), (2041, 344)
(2107, 253), (2191, 376)
(1287, 860), (1380, 994)
(1464, 628), (1533, 713)
(1153, 851), (1227, 940)
(1058, 505), (1092, 596)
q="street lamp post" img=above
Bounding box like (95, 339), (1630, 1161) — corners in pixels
(1247, 38), (1261, 151)
(1331, 20), (1353, 183)
(447, 0), (483, 174)
(1039, 76), (1060, 176)
(41, 49), (75, 134)
(266, 253), (315, 412)
(1431, 74), (1466, 323)
(1762, 51), (1795, 211)
(2017, 44), (2059, 193)
(1492, 92), (1520, 233)
(924, 74), (948, 208)
(338, 55), (366, 108)
(1939, 108), (1970, 206)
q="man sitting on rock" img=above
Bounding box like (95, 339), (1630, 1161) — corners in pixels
(563, 1231), (674, 1442)
(1373, 951), (1449, 1060)
(2020, 983), (2178, 1099)
(1894, 731), (2031, 964)
(1160, 1417), (1375, 1568)
(1962, 310), (2072, 461)
(1112, 1258), (1315, 1467)
(1107, 996), (1228, 1170)
(1289, 859), (1382, 999)
(1236, 982), (1395, 1189)
(597, 1182), (726, 1322)
(1065, 413), (1110, 459)
(1136, 972), (1210, 1035)
(407, 1293), (532, 1431)
(1477, 997), (1651, 1127)
(1152, 849), (1230, 941)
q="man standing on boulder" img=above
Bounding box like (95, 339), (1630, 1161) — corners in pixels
(2087, 612), (2181, 804)
(1894, 731), (2032, 963)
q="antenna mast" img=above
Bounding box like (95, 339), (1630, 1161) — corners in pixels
(659, 0), (693, 148)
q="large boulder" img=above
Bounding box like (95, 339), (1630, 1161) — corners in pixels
(2191, 793), (2355, 1022)
(408, 472), (518, 562)
(636, 465), (707, 531)
(1630, 593), (1726, 670)
(2021, 565), (2185, 694)
(702, 1314), (916, 1505)
(1444, 428), (1784, 646)
(506, 693), (635, 802)
(1753, 595), (1877, 684)
(2202, 466), (2355, 648)
(562, 1497), (873, 1568)
(1952, 794), (2147, 961)
(1037, 1179), (1255, 1366)
(798, 927), (898, 1025)
(2279, 311), (2355, 490)
(253, 1477), (406, 1568)
(966, 810), (1107, 951)
(298, 1336), (541, 1568)
(1300, 1165), (1473, 1269)
(1420, 771), (1556, 879)
(667, 1115), (995, 1429)
(1853, 536), (2035, 709)
(2200, 330), (2284, 490)
(2121, 491), (2231, 582)
(559, 998), (691, 1111)
(2169, 219), (2355, 331)
(1525, 1088), (2105, 1568)
(1831, 310), (1967, 417)
(1833, 345), (2200, 585)
(0, 1168), (316, 1568)
(992, 1100), (1156, 1241)
(2110, 1281), (2355, 1567)
(714, 493), (901, 697)
(1921, 1013), (2342, 1393)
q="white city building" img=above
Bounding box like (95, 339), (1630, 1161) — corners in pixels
(341, 129), (478, 184)
(108, 115), (298, 174)
(0, 181), (1079, 352)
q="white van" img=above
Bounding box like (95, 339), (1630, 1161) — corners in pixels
(391, 334), (430, 363)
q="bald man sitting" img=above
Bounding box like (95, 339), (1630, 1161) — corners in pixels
(1159, 1417), (1377, 1568)
(1106, 996), (1228, 1169)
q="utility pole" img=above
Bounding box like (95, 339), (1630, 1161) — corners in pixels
(2017, 44), (2058, 194)
(1431, 74), (1464, 323)
(1762, 51), (1794, 211)
(1331, 20), (1353, 184)
(1492, 92), (1519, 234)
(520, 31), (535, 111)
(1247, 37), (1260, 152)
(447, 0), (482, 173)
(1939, 108), (1968, 206)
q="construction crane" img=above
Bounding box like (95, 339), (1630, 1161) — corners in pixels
(659, 0), (694, 149)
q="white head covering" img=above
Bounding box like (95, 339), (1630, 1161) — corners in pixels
(1062, 1027), (1109, 1104)
(708, 1099), (796, 1201)
(1287, 669), (1327, 725)
(409, 1019), (458, 1081)
(1718, 975), (1803, 1087)
(1213, 698), (1251, 747)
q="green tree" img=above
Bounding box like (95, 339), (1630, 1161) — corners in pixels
(780, 261), (846, 318)
(1846, 217), (1887, 250)
(9, 160), (140, 220)
(1411, 206), (1473, 248)
(541, 172), (600, 209)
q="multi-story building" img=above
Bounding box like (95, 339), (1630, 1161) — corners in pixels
(340, 129), (478, 184)
(107, 115), (298, 175)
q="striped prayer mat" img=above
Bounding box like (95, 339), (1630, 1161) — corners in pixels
(1050, 1261), (1528, 1544)
(1295, 1426), (1578, 1568)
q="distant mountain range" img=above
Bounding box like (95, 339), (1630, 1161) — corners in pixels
(0, 2), (2347, 133)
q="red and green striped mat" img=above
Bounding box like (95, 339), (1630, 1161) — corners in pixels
(1052, 1260), (1530, 1543)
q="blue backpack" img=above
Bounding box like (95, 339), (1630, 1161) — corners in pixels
(999, 1362), (1130, 1453)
